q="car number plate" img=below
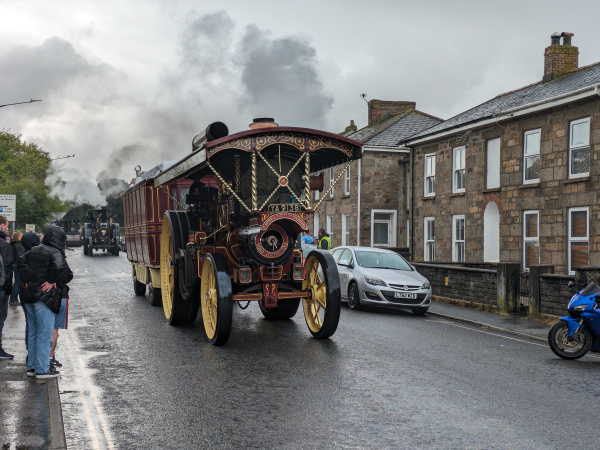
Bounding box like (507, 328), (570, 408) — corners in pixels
(394, 292), (417, 299)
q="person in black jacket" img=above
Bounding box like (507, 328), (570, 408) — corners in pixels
(50, 251), (73, 368)
(10, 231), (24, 306)
(0, 215), (14, 360)
(19, 226), (70, 378)
(19, 233), (40, 350)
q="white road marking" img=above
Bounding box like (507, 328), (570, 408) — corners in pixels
(433, 319), (600, 359)
(64, 328), (116, 449)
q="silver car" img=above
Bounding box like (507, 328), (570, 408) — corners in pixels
(331, 246), (432, 315)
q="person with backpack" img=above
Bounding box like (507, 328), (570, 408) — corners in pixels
(0, 215), (14, 360)
(18, 226), (71, 378)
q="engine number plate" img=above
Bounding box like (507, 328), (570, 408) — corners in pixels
(394, 292), (417, 299)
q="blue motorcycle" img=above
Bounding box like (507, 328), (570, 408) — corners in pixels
(548, 281), (600, 359)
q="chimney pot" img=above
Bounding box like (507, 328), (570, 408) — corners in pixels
(550, 32), (561, 46)
(561, 32), (574, 46)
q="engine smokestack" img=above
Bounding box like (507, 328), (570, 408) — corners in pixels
(192, 122), (229, 150)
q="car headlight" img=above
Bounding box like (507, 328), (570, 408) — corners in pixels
(572, 305), (586, 312)
(421, 280), (431, 290)
(364, 276), (387, 287)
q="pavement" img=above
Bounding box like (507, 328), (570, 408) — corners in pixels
(0, 302), (67, 450)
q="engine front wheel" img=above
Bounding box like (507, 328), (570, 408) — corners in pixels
(88, 238), (94, 257)
(200, 253), (233, 345)
(302, 250), (341, 339)
(83, 241), (89, 256)
(548, 320), (593, 360)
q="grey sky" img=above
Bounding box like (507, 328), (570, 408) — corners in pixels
(1, 0), (599, 199)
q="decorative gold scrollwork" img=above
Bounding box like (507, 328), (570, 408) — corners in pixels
(255, 132), (305, 151)
(209, 137), (252, 156)
(308, 136), (353, 157)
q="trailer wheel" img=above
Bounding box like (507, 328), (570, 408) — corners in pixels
(302, 250), (341, 339)
(200, 253), (233, 345)
(133, 273), (146, 296)
(148, 279), (162, 307)
(160, 212), (199, 325)
(259, 298), (301, 320)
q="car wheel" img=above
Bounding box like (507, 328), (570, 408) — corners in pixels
(347, 282), (362, 311)
(412, 308), (427, 316)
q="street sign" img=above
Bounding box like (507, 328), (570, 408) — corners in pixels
(25, 224), (35, 233)
(0, 194), (16, 221)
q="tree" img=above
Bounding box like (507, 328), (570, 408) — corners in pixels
(0, 131), (67, 228)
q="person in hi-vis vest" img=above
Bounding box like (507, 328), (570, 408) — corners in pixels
(317, 228), (331, 251)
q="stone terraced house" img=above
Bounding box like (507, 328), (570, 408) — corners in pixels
(404, 32), (600, 274)
(315, 100), (442, 250)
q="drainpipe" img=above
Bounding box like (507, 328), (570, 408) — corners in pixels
(357, 157), (362, 246)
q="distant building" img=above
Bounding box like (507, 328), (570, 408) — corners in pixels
(405, 32), (600, 274)
(315, 100), (442, 250)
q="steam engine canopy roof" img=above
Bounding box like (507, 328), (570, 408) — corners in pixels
(153, 126), (363, 188)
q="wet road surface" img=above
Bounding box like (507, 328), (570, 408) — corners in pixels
(61, 249), (600, 449)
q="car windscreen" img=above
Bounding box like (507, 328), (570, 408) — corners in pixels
(301, 244), (317, 259)
(355, 251), (412, 271)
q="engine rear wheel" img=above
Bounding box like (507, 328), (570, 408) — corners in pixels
(302, 250), (341, 339)
(200, 253), (233, 345)
(160, 212), (198, 325)
(259, 298), (301, 320)
(548, 320), (593, 360)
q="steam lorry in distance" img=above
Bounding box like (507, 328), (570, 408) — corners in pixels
(81, 206), (121, 256)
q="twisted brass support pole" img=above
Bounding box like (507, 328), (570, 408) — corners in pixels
(304, 152), (311, 209)
(234, 154), (241, 194)
(251, 153), (257, 211)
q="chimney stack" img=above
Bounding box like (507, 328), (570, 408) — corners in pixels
(368, 100), (416, 127)
(543, 32), (578, 82)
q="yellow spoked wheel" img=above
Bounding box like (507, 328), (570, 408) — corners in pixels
(302, 250), (341, 339)
(200, 253), (233, 345)
(160, 214), (176, 322)
(160, 211), (199, 325)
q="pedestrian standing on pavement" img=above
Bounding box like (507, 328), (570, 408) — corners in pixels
(18, 226), (68, 378)
(10, 232), (24, 306)
(317, 228), (332, 251)
(18, 233), (41, 350)
(0, 215), (15, 360)
(50, 250), (72, 369)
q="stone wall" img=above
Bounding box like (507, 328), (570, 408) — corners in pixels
(412, 263), (498, 305)
(539, 274), (575, 316)
(412, 96), (600, 274)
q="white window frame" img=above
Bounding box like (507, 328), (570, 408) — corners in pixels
(370, 209), (397, 248)
(568, 206), (589, 274)
(326, 215), (333, 243)
(452, 215), (465, 262)
(452, 146), (466, 193)
(344, 167), (350, 195)
(523, 129), (541, 184)
(569, 117), (591, 178)
(424, 217), (435, 261)
(424, 153), (436, 197)
(313, 212), (319, 237)
(523, 210), (539, 268)
(486, 138), (501, 189)
(329, 168), (334, 198)
(341, 213), (350, 246)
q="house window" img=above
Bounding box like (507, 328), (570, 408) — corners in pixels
(568, 207), (589, 273)
(344, 167), (350, 195)
(569, 117), (590, 177)
(452, 215), (465, 262)
(424, 217), (435, 261)
(329, 168), (334, 198)
(341, 214), (350, 246)
(371, 210), (397, 247)
(424, 154), (436, 196)
(523, 129), (541, 183)
(326, 215), (334, 244)
(452, 146), (466, 193)
(487, 138), (500, 189)
(313, 212), (319, 237)
(523, 211), (539, 268)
